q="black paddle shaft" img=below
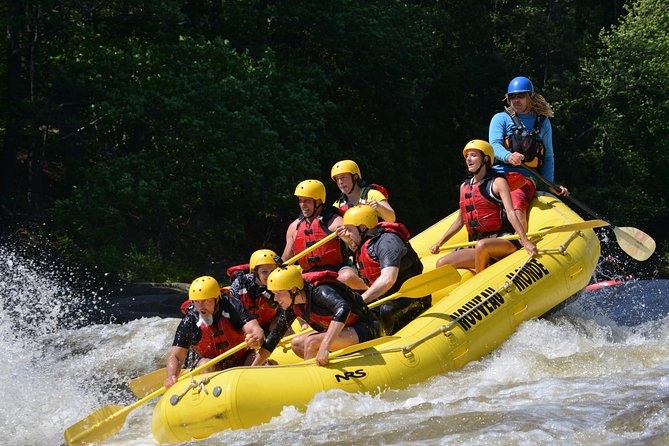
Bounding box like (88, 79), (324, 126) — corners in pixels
(521, 163), (610, 225)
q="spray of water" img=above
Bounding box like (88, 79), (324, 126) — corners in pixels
(0, 239), (177, 445)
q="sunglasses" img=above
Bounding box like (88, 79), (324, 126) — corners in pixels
(508, 93), (527, 100)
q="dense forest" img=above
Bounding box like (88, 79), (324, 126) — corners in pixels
(1, 0), (667, 282)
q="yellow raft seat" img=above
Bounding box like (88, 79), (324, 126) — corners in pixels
(151, 194), (600, 443)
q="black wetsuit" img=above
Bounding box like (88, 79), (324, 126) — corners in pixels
(262, 281), (379, 353)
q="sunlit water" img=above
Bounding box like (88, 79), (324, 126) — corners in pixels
(2, 240), (668, 446)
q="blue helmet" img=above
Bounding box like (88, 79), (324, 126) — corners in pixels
(507, 76), (534, 94)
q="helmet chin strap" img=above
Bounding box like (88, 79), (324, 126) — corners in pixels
(288, 288), (300, 305)
(473, 155), (491, 175)
(306, 201), (322, 220)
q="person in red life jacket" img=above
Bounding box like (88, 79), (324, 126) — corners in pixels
(281, 179), (368, 291)
(228, 249), (283, 336)
(336, 205), (430, 336)
(164, 276), (265, 388)
(331, 159), (396, 222)
(429, 140), (538, 273)
(489, 76), (569, 230)
(250, 265), (379, 367)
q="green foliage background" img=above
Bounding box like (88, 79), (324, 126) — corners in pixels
(1, 0), (666, 281)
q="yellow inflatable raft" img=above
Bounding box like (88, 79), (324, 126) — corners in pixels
(151, 194), (601, 443)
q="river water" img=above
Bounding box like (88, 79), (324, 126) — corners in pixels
(2, 240), (669, 446)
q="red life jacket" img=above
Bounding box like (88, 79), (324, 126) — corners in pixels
(226, 263), (249, 279)
(293, 270), (359, 330)
(503, 112), (546, 169)
(193, 310), (247, 366)
(336, 183), (390, 215)
(355, 222), (411, 286)
(460, 175), (511, 239)
(293, 209), (344, 271)
(233, 274), (278, 329)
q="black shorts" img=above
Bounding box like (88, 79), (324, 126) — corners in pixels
(350, 319), (380, 342)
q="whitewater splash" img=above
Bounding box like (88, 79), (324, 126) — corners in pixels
(2, 237), (669, 446)
(0, 241), (175, 445)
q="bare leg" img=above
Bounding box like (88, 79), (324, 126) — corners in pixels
(474, 239), (518, 273)
(436, 248), (476, 269)
(338, 267), (368, 291)
(300, 328), (360, 359)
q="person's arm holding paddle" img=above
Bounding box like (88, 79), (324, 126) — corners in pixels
(429, 210), (465, 256)
(250, 306), (294, 366)
(164, 346), (187, 388)
(360, 266), (399, 305)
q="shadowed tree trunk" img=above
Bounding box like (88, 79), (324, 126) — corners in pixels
(2, 0), (24, 212)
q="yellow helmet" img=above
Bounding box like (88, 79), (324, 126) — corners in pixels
(249, 249), (278, 272)
(267, 265), (304, 291)
(462, 139), (495, 164)
(189, 276), (221, 301)
(294, 179), (326, 203)
(330, 160), (362, 180)
(343, 205), (378, 229)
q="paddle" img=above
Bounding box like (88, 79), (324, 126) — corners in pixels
(127, 234), (341, 398)
(280, 266), (462, 364)
(129, 367), (183, 399)
(281, 264), (461, 339)
(260, 268), (461, 364)
(129, 263), (460, 399)
(521, 163), (656, 261)
(367, 264), (461, 309)
(438, 220), (609, 251)
(64, 341), (249, 446)
(327, 336), (398, 357)
(284, 232), (338, 266)
(294, 336), (401, 364)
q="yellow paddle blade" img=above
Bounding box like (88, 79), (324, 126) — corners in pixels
(295, 336), (401, 365)
(64, 405), (127, 446)
(369, 264), (461, 309)
(328, 336), (400, 359)
(397, 264), (461, 298)
(328, 336), (400, 358)
(129, 368), (185, 398)
(613, 226), (656, 261)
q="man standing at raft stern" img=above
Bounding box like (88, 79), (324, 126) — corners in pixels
(164, 276), (265, 388)
(331, 159), (396, 222)
(251, 265), (379, 366)
(336, 205), (431, 336)
(489, 76), (569, 229)
(281, 179), (367, 290)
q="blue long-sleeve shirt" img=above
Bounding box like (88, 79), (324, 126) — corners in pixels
(488, 111), (555, 184)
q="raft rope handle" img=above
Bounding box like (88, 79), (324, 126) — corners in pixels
(169, 376), (199, 406)
(400, 230), (585, 357)
(169, 373), (216, 406)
